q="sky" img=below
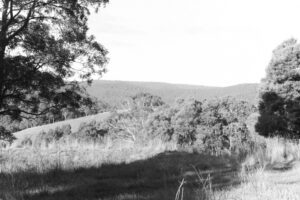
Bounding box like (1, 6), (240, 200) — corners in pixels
(88, 0), (300, 87)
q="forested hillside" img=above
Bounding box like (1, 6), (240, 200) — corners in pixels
(85, 80), (259, 107)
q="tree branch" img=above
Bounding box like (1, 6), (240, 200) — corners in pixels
(6, 0), (36, 42)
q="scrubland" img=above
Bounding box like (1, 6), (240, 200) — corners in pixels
(1, 96), (300, 200)
(1, 132), (300, 200)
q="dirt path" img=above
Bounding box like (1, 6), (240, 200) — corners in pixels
(265, 162), (300, 197)
(218, 161), (300, 200)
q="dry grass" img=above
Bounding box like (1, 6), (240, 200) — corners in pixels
(0, 139), (178, 199)
(214, 162), (300, 200)
(212, 137), (300, 200)
(242, 137), (300, 171)
(0, 138), (177, 173)
(0, 138), (241, 200)
(3, 114), (300, 200)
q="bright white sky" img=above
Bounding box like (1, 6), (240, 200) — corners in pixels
(88, 0), (300, 87)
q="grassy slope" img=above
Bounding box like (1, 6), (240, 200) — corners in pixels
(85, 80), (259, 106)
(13, 112), (111, 145)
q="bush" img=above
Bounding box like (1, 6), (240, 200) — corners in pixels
(146, 105), (175, 142)
(27, 93), (257, 157)
(145, 99), (203, 146)
(0, 126), (15, 143)
(34, 124), (72, 147)
(21, 137), (33, 147)
(144, 97), (256, 153)
(69, 120), (108, 143)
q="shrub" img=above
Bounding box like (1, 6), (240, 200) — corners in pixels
(0, 126), (15, 143)
(69, 120), (108, 143)
(145, 97), (256, 153)
(122, 92), (165, 112)
(145, 99), (202, 146)
(20, 137), (33, 147)
(146, 105), (175, 142)
(34, 124), (72, 147)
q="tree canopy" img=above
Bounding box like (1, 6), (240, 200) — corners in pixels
(0, 0), (108, 120)
(256, 38), (300, 138)
(0, 0), (109, 140)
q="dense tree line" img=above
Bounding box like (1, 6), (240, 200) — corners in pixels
(30, 93), (257, 155)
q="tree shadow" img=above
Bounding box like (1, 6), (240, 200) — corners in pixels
(0, 151), (242, 200)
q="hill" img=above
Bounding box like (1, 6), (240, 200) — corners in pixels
(13, 112), (112, 146)
(85, 80), (259, 107)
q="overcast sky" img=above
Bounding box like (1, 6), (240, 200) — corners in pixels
(88, 0), (300, 87)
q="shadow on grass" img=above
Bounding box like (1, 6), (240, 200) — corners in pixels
(0, 151), (242, 200)
(266, 159), (297, 172)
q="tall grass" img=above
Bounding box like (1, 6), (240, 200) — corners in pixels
(0, 138), (177, 199)
(213, 163), (300, 200)
(241, 136), (300, 171)
(172, 136), (300, 200)
(2, 127), (300, 200)
(0, 138), (177, 173)
(212, 137), (300, 200)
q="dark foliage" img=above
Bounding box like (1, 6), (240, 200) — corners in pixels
(0, 98), (111, 140)
(0, 126), (15, 143)
(0, 0), (109, 140)
(70, 120), (108, 143)
(34, 124), (72, 147)
(99, 94), (256, 154)
(19, 92), (256, 155)
(256, 38), (300, 138)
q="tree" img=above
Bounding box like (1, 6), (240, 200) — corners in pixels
(198, 97), (255, 154)
(171, 99), (202, 145)
(79, 97), (99, 116)
(256, 38), (300, 138)
(0, 1), (109, 139)
(0, 126), (15, 142)
(112, 93), (165, 142)
(122, 92), (165, 111)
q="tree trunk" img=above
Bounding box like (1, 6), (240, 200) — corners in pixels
(0, 0), (9, 111)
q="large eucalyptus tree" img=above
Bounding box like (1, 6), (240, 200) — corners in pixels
(256, 39), (300, 139)
(0, 0), (109, 139)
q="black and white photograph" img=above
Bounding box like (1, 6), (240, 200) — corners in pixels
(1, 0), (300, 199)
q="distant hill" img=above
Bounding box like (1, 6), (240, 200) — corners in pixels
(85, 80), (260, 107)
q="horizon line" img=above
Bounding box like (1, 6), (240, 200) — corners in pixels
(92, 78), (260, 88)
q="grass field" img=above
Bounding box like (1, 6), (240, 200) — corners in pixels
(1, 136), (299, 200)
(2, 113), (300, 200)
(0, 139), (241, 200)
